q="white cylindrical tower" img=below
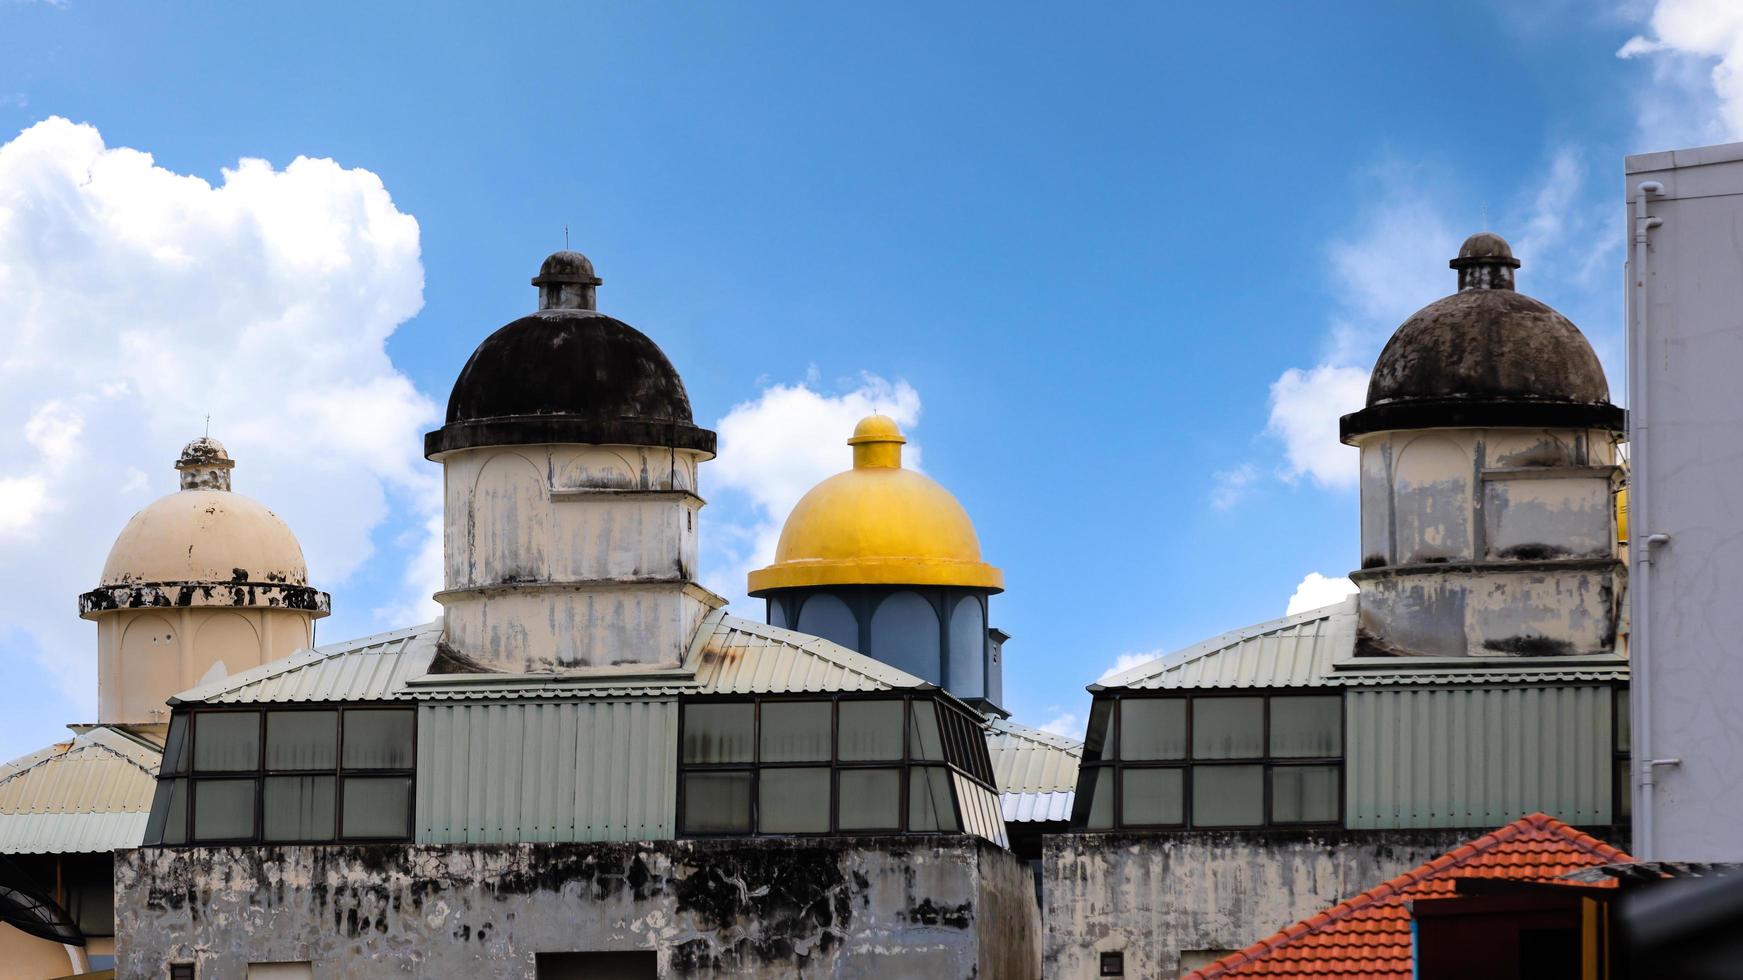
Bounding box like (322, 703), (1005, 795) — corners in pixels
(1340, 233), (1626, 658)
(79, 438), (330, 724)
(424, 251), (719, 673)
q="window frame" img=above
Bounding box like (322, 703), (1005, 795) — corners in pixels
(1075, 690), (1345, 832)
(676, 692), (995, 839)
(152, 703), (417, 846)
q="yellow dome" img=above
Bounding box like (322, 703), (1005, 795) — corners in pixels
(747, 416), (1003, 594)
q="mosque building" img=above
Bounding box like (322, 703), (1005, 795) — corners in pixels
(0, 440), (329, 977)
(1042, 234), (1632, 979)
(105, 252), (1041, 979)
(0, 233), (1632, 980)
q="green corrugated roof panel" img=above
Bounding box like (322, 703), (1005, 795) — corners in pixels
(1092, 598), (1630, 692)
(171, 610), (935, 706)
(1092, 600), (1356, 691)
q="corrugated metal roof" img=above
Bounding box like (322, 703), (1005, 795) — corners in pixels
(1093, 598), (1631, 691)
(406, 611), (931, 700)
(690, 613), (929, 694)
(1095, 600), (1356, 691)
(986, 718), (1081, 824)
(172, 619), (440, 705)
(417, 699), (677, 844)
(0, 727), (160, 853)
(1347, 685), (1616, 829)
(0, 812), (150, 854)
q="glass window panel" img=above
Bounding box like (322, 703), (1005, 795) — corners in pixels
(1082, 767), (1114, 830)
(759, 702), (831, 763)
(1120, 699), (1186, 760)
(796, 594), (860, 652)
(909, 766), (958, 832)
(266, 711), (337, 770)
(1269, 697), (1342, 758)
(1617, 760), (1632, 821)
(192, 778), (255, 840)
(161, 715), (190, 775)
(909, 700), (945, 761)
(837, 700), (903, 761)
(341, 776), (411, 838)
(757, 767), (830, 833)
(683, 703), (754, 764)
(1271, 766), (1338, 823)
(767, 597), (790, 630)
(1081, 700), (1114, 763)
(947, 595), (986, 700)
(682, 772), (752, 834)
(263, 775), (336, 841)
(837, 768), (901, 830)
(1120, 768), (1184, 826)
(194, 712), (260, 772)
(870, 591), (942, 685)
(1192, 698), (1264, 760)
(1616, 688), (1631, 754)
(1192, 766), (1264, 827)
(145, 777), (186, 845)
(341, 709), (414, 770)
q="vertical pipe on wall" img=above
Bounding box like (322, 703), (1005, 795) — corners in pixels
(1629, 180), (1663, 859)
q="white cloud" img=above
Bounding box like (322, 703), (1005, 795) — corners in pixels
(1210, 462), (1259, 510)
(703, 374), (921, 608)
(1098, 651), (1158, 683)
(1266, 365), (1368, 489)
(1286, 572), (1358, 616)
(1620, 0), (1743, 146)
(1036, 709), (1081, 739)
(0, 117), (439, 716)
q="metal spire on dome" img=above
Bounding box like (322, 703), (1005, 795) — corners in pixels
(176, 436), (234, 491)
(1450, 232), (1520, 292)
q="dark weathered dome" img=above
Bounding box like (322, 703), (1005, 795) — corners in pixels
(424, 253), (716, 458)
(1341, 234), (1622, 442)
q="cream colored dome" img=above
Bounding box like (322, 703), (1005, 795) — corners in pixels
(80, 439), (329, 619)
(99, 489), (309, 587)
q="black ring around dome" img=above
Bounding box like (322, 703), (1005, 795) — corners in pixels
(426, 309), (717, 458)
(1341, 399), (1625, 442)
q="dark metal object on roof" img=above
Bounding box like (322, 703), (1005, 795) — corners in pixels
(1341, 233), (1623, 441)
(0, 855), (84, 946)
(425, 251), (716, 458)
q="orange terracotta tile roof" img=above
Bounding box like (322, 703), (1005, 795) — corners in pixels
(1185, 813), (1633, 979)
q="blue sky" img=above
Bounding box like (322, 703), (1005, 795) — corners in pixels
(0, 0), (1735, 758)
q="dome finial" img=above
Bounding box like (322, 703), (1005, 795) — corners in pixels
(176, 436), (233, 491)
(848, 415), (906, 469)
(531, 250), (603, 311)
(1450, 232), (1520, 291)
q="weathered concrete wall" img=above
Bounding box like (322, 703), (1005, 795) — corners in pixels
(1351, 427), (1622, 658)
(1626, 145), (1743, 861)
(439, 443), (711, 672)
(115, 837), (1040, 979)
(1042, 828), (1485, 979)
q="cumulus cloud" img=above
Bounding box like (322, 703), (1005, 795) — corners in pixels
(1286, 572), (1358, 616)
(0, 117), (439, 722)
(702, 373), (921, 608)
(1036, 709), (1081, 739)
(1620, 0), (1743, 146)
(1098, 651), (1159, 683)
(1266, 366), (1369, 489)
